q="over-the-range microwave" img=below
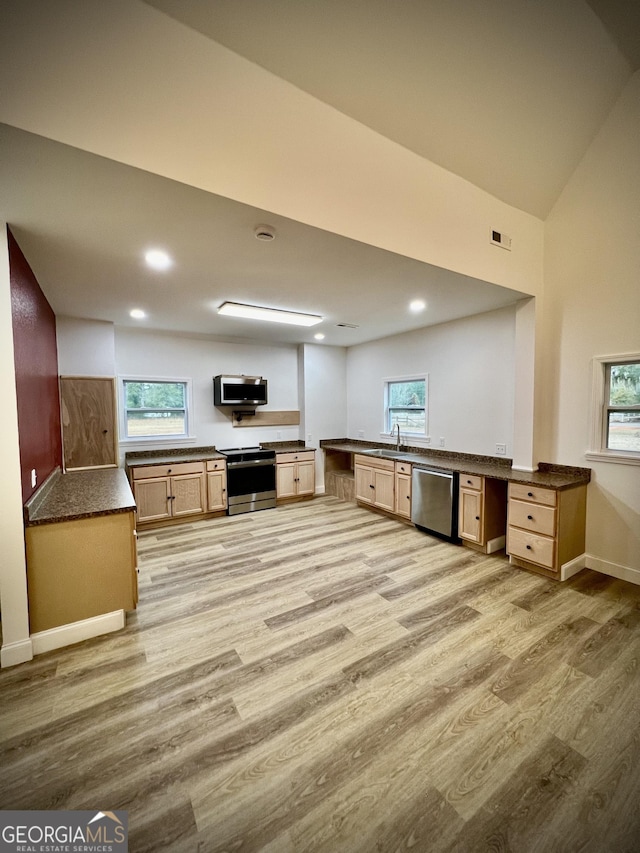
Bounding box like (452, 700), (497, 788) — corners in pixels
(213, 374), (268, 407)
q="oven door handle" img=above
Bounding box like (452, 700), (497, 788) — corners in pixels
(226, 458), (275, 469)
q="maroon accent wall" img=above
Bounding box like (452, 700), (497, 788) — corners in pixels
(9, 228), (62, 503)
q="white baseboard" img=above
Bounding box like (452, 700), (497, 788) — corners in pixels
(560, 553), (587, 581)
(0, 638), (34, 668)
(586, 554), (640, 586)
(486, 535), (506, 554)
(31, 610), (126, 655)
(314, 486), (326, 495)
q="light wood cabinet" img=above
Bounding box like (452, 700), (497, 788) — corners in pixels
(355, 454), (395, 513)
(276, 451), (315, 500)
(26, 510), (138, 634)
(458, 475), (507, 553)
(507, 482), (587, 578)
(132, 461), (206, 524)
(395, 461), (412, 519)
(206, 459), (228, 512)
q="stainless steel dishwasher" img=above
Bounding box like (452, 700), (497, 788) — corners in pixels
(411, 467), (459, 541)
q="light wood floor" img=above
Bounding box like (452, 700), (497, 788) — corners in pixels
(2, 496), (640, 852)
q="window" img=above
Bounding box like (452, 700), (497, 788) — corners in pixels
(385, 376), (427, 435)
(588, 355), (640, 464)
(121, 379), (191, 440)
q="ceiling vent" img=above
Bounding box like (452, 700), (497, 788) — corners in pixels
(336, 322), (359, 328)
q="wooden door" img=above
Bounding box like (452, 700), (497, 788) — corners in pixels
(134, 478), (171, 523)
(395, 472), (411, 518)
(276, 462), (297, 498)
(373, 468), (395, 512)
(171, 473), (206, 517)
(207, 470), (227, 511)
(296, 461), (315, 496)
(355, 464), (374, 503)
(459, 488), (483, 543)
(60, 376), (117, 470)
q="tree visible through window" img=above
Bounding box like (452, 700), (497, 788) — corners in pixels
(386, 378), (427, 434)
(123, 380), (189, 438)
(606, 362), (640, 453)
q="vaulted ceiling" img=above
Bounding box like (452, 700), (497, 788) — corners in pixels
(1, 1), (638, 345)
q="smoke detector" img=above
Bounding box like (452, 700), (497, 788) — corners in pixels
(254, 225), (276, 242)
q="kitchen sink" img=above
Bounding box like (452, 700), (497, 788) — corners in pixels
(361, 449), (407, 458)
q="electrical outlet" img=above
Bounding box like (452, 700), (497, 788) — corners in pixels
(307, 433), (312, 443)
(496, 443), (507, 455)
(31, 469), (37, 488)
(276, 431), (282, 440)
(439, 437), (445, 447)
(358, 430), (364, 438)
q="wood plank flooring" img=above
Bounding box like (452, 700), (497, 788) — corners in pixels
(2, 496), (640, 851)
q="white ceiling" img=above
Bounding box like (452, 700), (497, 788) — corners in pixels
(2, 0), (639, 347)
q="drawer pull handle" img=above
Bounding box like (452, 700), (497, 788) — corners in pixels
(526, 544), (532, 550)
(527, 491), (533, 497)
(168, 468), (172, 473)
(467, 479), (472, 484)
(527, 515), (533, 520)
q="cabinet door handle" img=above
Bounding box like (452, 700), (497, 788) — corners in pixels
(102, 429), (108, 434)
(475, 516), (480, 520)
(370, 484), (375, 489)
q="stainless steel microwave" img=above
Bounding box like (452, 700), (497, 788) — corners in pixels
(213, 375), (268, 407)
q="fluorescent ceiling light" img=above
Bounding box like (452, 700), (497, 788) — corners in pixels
(218, 301), (323, 327)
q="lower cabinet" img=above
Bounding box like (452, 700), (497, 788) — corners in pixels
(458, 475), (507, 553)
(25, 510), (138, 633)
(132, 461), (206, 523)
(206, 458), (228, 512)
(355, 454), (395, 513)
(276, 451), (315, 500)
(507, 482), (587, 578)
(394, 461), (412, 519)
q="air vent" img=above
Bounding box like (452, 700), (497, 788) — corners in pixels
(336, 322), (359, 328)
(490, 229), (511, 251)
(254, 225), (276, 241)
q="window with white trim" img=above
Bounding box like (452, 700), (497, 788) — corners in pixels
(384, 376), (427, 436)
(588, 355), (640, 464)
(121, 378), (191, 440)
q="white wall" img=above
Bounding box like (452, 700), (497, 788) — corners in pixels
(299, 344), (348, 490)
(346, 306), (516, 457)
(114, 327), (301, 453)
(56, 316), (116, 375)
(0, 226), (33, 666)
(543, 71), (640, 578)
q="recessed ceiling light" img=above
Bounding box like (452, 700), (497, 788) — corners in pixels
(130, 308), (146, 319)
(409, 299), (426, 313)
(218, 301), (322, 327)
(254, 225), (276, 241)
(144, 248), (172, 271)
(314, 333), (325, 341)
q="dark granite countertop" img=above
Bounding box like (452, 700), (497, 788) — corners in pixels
(125, 446), (224, 468)
(125, 443), (315, 468)
(24, 468), (136, 526)
(320, 439), (590, 490)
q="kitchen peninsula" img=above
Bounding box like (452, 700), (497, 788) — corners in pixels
(23, 467), (138, 649)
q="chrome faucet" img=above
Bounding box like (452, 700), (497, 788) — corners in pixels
(392, 423), (401, 451)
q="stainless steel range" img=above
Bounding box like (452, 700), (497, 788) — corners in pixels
(218, 447), (276, 515)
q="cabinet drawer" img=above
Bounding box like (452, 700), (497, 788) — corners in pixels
(509, 499), (556, 536)
(132, 461), (205, 479)
(354, 454), (395, 472)
(509, 483), (556, 506)
(206, 459), (227, 472)
(395, 461), (412, 476)
(460, 474), (482, 491)
(508, 526), (555, 569)
(276, 450), (315, 464)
